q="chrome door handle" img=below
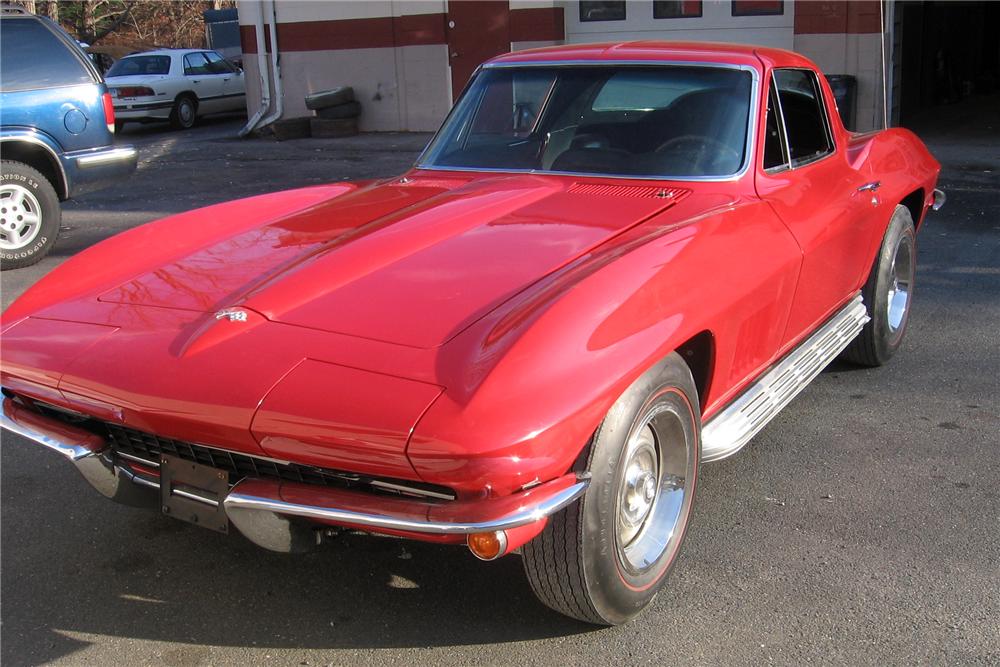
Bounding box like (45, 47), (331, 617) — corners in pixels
(857, 181), (881, 192)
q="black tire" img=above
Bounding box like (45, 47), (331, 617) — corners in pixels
(169, 95), (197, 130)
(304, 86), (355, 110)
(114, 120), (125, 134)
(310, 117), (358, 138)
(316, 101), (362, 119)
(522, 353), (700, 625)
(0, 160), (61, 270)
(841, 205), (916, 366)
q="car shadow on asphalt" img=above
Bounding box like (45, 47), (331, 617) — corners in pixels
(0, 442), (597, 664)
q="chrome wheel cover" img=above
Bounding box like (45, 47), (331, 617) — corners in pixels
(886, 234), (914, 334)
(179, 100), (195, 125)
(0, 183), (43, 250)
(615, 402), (692, 575)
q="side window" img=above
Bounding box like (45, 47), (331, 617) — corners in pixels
(0, 17), (95, 92)
(203, 51), (234, 74)
(762, 84), (788, 170)
(183, 53), (210, 76)
(772, 69), (833, 166)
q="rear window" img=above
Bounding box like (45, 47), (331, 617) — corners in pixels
(107, 55), (172, 77)
(0, 17), (95, 92)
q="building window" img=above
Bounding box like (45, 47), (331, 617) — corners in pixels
(731, 0), (784, 16)
(654, 1), (703, 19)
(580, 1), (626, 22)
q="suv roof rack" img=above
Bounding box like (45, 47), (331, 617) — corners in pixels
(1, 4), (32, 15)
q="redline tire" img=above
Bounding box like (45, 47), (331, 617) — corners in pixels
(0, 160), (61, 270)
(522, 353), (700, 625)
(842, 205), (917, 366)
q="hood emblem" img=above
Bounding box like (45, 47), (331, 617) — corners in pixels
(215, 308), (248, 322)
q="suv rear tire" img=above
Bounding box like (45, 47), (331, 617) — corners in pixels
(0, 160), (61, 270)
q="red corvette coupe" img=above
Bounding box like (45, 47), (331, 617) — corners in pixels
(1, 42), (943, 624)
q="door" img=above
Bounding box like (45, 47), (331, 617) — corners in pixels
(446, 0), (510, 102)
(756, 68), (879, 344)
(204, 51), (245, 111)
(182, 52), (226, 113)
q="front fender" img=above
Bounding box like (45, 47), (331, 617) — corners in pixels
(2, 183), (360, 327)
(408, 195), (801, 496)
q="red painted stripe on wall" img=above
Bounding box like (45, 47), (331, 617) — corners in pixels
(510, 7), (565, 43)
(793, 0), (881, 35)
(240, 8), (563, 54)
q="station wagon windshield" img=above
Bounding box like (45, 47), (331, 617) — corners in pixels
(419, 65), (753, 178)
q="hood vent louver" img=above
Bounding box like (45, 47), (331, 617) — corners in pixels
(568, 183), (691, 201)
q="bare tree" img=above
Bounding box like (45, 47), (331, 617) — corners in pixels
(59, 1), (136, 45)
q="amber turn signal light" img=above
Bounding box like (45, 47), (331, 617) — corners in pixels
(467, 530), (508, 561)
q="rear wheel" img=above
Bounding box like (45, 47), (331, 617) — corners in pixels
(842, 205), (916, 366)
(170, 95), (197, 130)
(0, 160), (60, 270)
(522, 353), (700, 625)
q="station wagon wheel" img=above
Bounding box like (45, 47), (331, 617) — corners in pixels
(0, 160), (61, 270)
(170, 95), (198, 130)
(842, 205), (916, 366)
(522, 353), (700, 625)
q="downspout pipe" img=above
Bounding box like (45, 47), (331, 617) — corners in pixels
(238, 1), (271, 138)
(256, 0), (283, 129)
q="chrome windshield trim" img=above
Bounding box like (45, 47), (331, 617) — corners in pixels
(415, 61), (760, 184)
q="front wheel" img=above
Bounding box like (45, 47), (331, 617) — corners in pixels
(522, 353), (700, 625)
(0, 160), (61, 270)
(842, 205), (917, 366)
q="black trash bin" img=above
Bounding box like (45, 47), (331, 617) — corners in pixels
(825, 74), (857, 131)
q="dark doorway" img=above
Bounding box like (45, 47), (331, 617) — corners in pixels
(446, 1), (511, 102)
(895, 1), (1000, 127)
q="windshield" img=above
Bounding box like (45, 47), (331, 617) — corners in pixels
(419, 65), (754, 178)
(107, 55), (171, 77)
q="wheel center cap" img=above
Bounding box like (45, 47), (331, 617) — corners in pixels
(641, 474), (656, 502)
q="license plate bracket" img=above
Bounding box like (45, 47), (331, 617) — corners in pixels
(160, 454), (230, 533)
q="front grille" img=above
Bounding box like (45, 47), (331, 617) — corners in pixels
(27, 398), (454, 501)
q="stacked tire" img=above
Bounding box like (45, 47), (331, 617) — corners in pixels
(305, 86), (360, 138)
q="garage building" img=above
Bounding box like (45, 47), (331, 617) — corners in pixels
(236, 1), (998, 133)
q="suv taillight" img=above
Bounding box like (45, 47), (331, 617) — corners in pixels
(102, 92), (115, 134)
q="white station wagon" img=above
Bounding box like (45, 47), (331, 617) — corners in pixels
(106, 48), (245, 130)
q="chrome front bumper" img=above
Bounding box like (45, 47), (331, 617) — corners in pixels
(0, 397), (588, 552)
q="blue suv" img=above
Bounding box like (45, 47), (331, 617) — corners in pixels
(0, 8), (137, 269)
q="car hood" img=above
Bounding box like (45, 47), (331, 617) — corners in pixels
(96, 174), (685, 348)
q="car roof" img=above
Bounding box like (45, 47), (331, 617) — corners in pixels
(120, 48), (209, 58)
(487, 41), (813, 70)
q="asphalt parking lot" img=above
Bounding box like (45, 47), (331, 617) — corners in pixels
(2, 103), (998, 665)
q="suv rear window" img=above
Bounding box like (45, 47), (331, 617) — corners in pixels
(0, 17), (95, 92)
(107, 55), (172, 77)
